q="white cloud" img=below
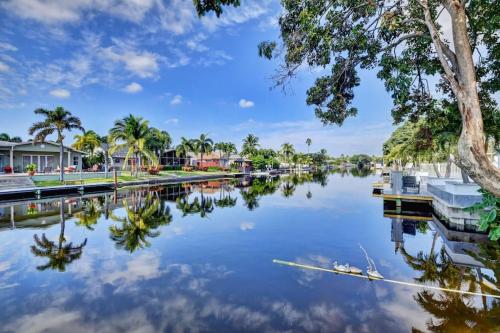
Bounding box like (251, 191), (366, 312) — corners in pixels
(101, 46), (161, 78)
(239, 99), (254, 108)
(170, 94), (182, 105)
(155, 0), (196, 35)
(99, 0), (155, 23)
(186, 33), (209, 52)
(201, 2), (269, 32)
(49, 88), (70, 98)
(123, 82), (143, 93)
(2, 0), (88, 23)
(165, 118), (179, 125)
(0, 42), (18, 52)
(0, 61), (10, 72)
(198, 50), (232, 67)
(1, 0), (156, 24)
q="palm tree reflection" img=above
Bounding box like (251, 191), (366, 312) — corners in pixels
(110, 192), (172, 252)
(31, 198), (87, 272)
(75, 198), (103, 230)
(401, 242), (500, 332)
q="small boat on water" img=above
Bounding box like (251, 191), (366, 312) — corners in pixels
(359, 244), (384, 280)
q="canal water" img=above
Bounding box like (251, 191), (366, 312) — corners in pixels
(0, 171), (498, 332)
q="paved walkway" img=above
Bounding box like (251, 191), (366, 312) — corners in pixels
(0, 176), (34, 190)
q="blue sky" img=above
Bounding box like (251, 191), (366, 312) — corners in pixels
(0, 0), (395, 155)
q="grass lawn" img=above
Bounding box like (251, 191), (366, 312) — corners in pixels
(33, 170), (232, 187)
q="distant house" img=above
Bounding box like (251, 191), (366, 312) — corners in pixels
(229, 155), (253, 173)
(191, 152), (230, 168)
(110, 147), (137, 171)
(160, 149), (191, 166)
(0, 141), (85, 174)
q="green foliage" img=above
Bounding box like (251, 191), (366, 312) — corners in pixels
(145, 128), (171, 158)
(193, 0), (239, 17)
(241, 134), (260, 157)
(349, 154), (372, 167)
(192, 133), (213, 157)
(251, 155), (279, 171)
(83, 151), (104, 169)
(465, 190), (500, 241)
(73, 130), (101, 154)
(280, 143), (295, 162)
(0, 133), (22, 142)
(109, 114), (157, 173)
(25, 163), (37, 173)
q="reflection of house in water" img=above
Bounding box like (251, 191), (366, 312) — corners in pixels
(383, 200), (498, 292)
(0, 199), (85, 230)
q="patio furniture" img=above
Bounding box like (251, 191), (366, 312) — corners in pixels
(43, 167), (53, 174)
(402, 176), (420, 193)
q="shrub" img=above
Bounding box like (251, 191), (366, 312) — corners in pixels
(25, 163), (37, 175)
(182, 166), (193, 172)
(197, 166), (208, 172)
(147, 166), (160, 175)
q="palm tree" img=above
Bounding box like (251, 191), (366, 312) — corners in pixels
(280, 143), (295, 166)
(146, 128), (172, 161)
(176, 137), (194, 166)
(306, 138), (312, 153)
(192, 133), (213, 168)
(99, 135), (110, 178)
(214, 142), (225, 165)
(29, 107), (84, 181)
(72, 130), (101, 155)
(31, 198), (87, 271)
(241, 134), (260, 157)
(109, 115), (156, 176)
(223, 142), (237, 158)
(109, 192), (172, 252)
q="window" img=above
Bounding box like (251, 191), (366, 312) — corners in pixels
(73, 156), (79, 166)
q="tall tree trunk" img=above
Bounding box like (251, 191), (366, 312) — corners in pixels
(461, 168), (470, 184)
(436, 2), (500, 195)
(59, 139), (65, 182)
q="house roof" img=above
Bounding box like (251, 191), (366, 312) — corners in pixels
(191, 152), (229, 160)
(12, 141), (86, 154)
(229, 155), (252, 162)
(0, 140), (16, 148)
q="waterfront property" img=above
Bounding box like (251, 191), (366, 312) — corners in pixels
(0, 141), (85, 174)
(0, 171), (497, 332)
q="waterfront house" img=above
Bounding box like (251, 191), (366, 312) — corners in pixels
(0, 141), (84, 174)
